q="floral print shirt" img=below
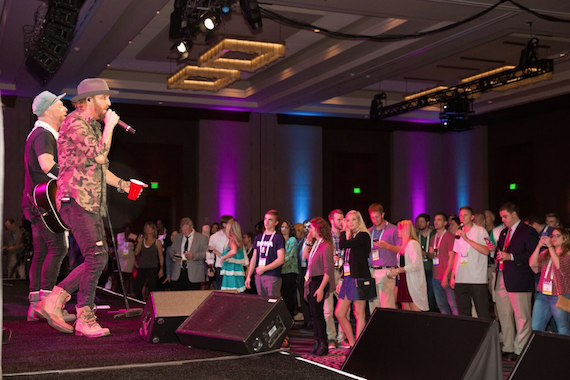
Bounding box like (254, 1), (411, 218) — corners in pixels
(56, 109), (109, 215)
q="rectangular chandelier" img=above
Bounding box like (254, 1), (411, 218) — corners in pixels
(198, 38), (286, 72)
(167, 66), (241, 92)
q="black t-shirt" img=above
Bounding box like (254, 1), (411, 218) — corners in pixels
(253, 232), (285, 277)
(22, 128), (57, 208)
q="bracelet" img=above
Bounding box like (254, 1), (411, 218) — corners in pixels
(304, 242), (314, 247)
(117, 179), (126, 193)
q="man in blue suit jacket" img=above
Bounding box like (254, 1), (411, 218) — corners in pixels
(495, 202), (538, 361)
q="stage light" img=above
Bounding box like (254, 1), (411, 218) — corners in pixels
(221, 0), (232, 16)
(353, 188), (361, 194)
(171, 40), (193, 61)
(204, 16), (216, 30)
(510, 183), (519, 190)
(240, 0), (262, 30)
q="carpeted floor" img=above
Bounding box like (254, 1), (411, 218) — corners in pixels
(2, 280), (353, 379)
(3, 279), (515, 379)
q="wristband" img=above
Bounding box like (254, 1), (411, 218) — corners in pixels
(304, 242), (314, 247)
(47, 163), (60, 179)
(117, 179), (126, 193)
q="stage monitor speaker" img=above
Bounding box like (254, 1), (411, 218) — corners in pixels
(342, 309), (502, 380)
(176, 293), (292, 354)
(508, 331), (570, 380)
(139, 290), (216, 344)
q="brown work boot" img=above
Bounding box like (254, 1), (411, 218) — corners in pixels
(74, 306), (110, 338)
(34, 286), (73, 333)
(36, 289), (76, 323)
(27, 291), (41, 321)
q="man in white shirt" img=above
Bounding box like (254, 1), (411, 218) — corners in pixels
(450, 206), (490, 318)
(207, 215), (232, 289)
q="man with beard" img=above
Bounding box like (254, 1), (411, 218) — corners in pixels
(36, 78), (147, 338)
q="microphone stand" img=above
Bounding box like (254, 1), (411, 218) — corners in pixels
(105, 205), (143, 318)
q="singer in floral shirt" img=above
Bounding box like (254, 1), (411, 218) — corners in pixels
(37, 78), (146, 338)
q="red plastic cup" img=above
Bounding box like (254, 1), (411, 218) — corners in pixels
(128, 179), (145, 201)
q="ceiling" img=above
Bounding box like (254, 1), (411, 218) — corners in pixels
(1, 0), (569, 123)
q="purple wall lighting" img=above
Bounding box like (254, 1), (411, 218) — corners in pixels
(215, 128), (241, 218)
(407, 133), (429, 220)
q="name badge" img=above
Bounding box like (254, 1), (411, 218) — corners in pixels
(343, 262), (351, 276)
(460, 255), (468, 265)
(258, 256), (267, 267)
(542, 281), (553, 295)
(433, 257), (440, 266)
(371, 248), (379, 262)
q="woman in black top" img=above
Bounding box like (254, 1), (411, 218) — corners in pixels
(334, 210), (372, 348)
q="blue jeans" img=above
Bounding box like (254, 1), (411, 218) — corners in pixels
(531, 292), (570, 335)
(57, 199), (108, 308)
(24, 207), (68, 292)
(432, 277), (458, 315)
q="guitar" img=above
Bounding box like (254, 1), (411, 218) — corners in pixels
(33, 179), (69, 234)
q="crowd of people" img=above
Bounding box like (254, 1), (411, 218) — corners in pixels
(8, 78), (570, 356)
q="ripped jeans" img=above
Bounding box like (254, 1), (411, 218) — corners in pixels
(57, 198), (108, 308)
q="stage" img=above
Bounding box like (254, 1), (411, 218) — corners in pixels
(2, 280), (516, 379)
(1, 280), (356, 379)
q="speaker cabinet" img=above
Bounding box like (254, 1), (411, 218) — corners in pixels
(25, 0), (85, 80)
(342, 309), (502, 380)
(176, 293), (292, 354)
(508, 331), (570, 379)
(139, 290), (216, 344)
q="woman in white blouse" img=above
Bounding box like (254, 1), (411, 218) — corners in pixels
(387, 220), (428, 311)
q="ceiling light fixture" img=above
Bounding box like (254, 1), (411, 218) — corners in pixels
(220, 0), (232, 16)
(404, 86), (449, 101)
(459, 66), (516, 84)
(171, 40), (193, 61)
(167, 65), (241, 92)
(198, 38), (286, 72)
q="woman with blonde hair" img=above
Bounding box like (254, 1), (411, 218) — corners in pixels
(334, 210), (372, 349)
(387, 220), (428, 311)
(134, 222), (164, 301)
(529, 227), (570, 335)
(220, 220), (248, 292)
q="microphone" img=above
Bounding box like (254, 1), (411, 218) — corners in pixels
(455, 223), (465, 239)
(118, 120), (136, 134)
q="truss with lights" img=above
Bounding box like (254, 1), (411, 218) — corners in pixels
(371, 59), (553, 120)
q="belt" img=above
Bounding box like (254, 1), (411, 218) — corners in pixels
(370, 266), (395, 270)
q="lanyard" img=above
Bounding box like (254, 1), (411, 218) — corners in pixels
(260, 232), (276, 257)
(306, 239), (322, 278)
(420, 233), (430, 252)
(371, 226), (386, 246)
(543, 258), (554, 282)
(308, 239), (322, 263)
(433, 231), (446, 250)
